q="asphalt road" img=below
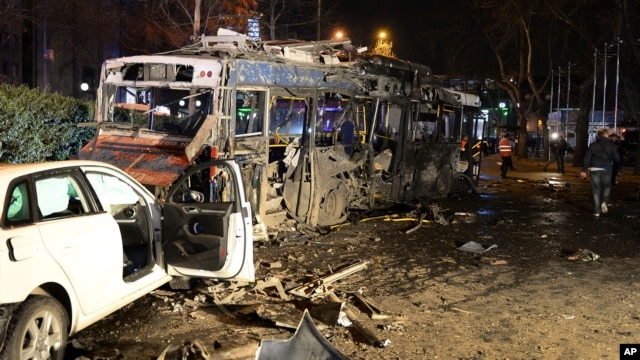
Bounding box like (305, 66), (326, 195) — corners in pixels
(67, 152), (640, 359)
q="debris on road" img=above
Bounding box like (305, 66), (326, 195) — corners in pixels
(327, 292), (390, 348)
(566, 249), (600, 261)
(346, 291), (388, 320)
(67, 156), (640, 360)
(482, 258), (509, 265)
(456, 241), (498, 254)
(452, 212), (477, 224)
(307, 301), (345, 327)
(256, 302), (305, 330)
(288, 260), (370, 299)
(256, 309), (349, 360)
(405, 212), (428, 234)
(157, 340), (210, 360)
(261, 261), (283, 269)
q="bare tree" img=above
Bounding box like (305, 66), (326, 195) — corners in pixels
(257, 0), (286, 40)
(43, 0), (120, 61)
(427, 0), (638, 171)
(256, 0), (339, 40)
(619, 0), (640, 174)
(121, 0), (258, 53)
(0, 0), (29, 48)
(447, 0), (555, 158)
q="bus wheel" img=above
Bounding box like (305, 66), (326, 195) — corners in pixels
(317, 178), (349, 227)
(452, 173), (478, 194)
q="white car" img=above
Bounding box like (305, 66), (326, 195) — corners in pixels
(0, 159), (254, 360)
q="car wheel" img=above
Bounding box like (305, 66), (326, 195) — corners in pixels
(168, 276), (192, 290)
(1, 296), (68, 360)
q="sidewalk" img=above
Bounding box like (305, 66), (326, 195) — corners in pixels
(478, 153), (640, 196)
(479, 153), (582, 182)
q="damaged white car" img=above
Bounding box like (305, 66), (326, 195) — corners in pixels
(0, 159), (254, 360)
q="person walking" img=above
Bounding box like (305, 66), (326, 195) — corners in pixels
(580, 128), (620, 217)
(544, 133), (568, 173)
(609, 133), (624, 186)
(499, 133), (514, 178)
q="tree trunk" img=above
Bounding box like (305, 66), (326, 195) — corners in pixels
(193, 0), (201, 39)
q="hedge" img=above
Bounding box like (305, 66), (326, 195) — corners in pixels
(0, 84), (95, 164)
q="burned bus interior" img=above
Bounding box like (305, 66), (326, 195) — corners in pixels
(80, 30), (483, 231)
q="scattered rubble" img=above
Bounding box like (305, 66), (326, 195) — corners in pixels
(157, 340), (210, 360)
(288, 261), (369, 299)
(67, 157), (640, 360)
(137, 205), (504, 358)
(255, 309), (348, 360)
(566, 249), (600, 261)
(456, 241), (497, 254)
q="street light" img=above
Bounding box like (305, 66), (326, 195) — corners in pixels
(80, 81), (95, 100)
(373, 30), (394, 57)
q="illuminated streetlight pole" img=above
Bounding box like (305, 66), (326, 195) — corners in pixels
(590, 49), (597, 142)
(566, 63), (571, 138)
(549, 68), (554, 113)
(316, 0), (321, 41)
(614, 39), (620, 134)
(602, 43), (608, 127)
(372, 30), (394, 57)
(557, 66), (561, 115)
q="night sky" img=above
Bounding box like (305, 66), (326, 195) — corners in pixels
(333, 0), (451, 71)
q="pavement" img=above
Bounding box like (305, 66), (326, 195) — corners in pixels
(479, 152), (637, 185)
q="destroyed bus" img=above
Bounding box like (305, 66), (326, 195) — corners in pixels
(79, 30), (482, 231)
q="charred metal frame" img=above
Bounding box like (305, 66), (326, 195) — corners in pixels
(80, 30), (482, 231)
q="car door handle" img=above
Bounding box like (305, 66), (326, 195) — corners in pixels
(183, 206), (199, 214)
(8, 236), (38, 261)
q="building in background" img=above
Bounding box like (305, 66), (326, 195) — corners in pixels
(1, 0), (124, 99)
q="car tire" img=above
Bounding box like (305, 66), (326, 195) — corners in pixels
(1, 296), (68, 360)
(168, 276), (192, 290)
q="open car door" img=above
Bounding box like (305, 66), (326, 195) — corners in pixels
(162, 159), (255, 283)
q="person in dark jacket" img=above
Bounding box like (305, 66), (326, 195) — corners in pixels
(609, 133), (624, 186)
(339, 117), (355, 155)
(580, 128), (621, 217)
(544, 133), (569, 173)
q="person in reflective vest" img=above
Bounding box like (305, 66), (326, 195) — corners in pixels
(499, 133), (515, 178)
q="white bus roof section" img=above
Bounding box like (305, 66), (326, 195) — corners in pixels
(104, 55), (224, 87)
(441, 88), (482, 107)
